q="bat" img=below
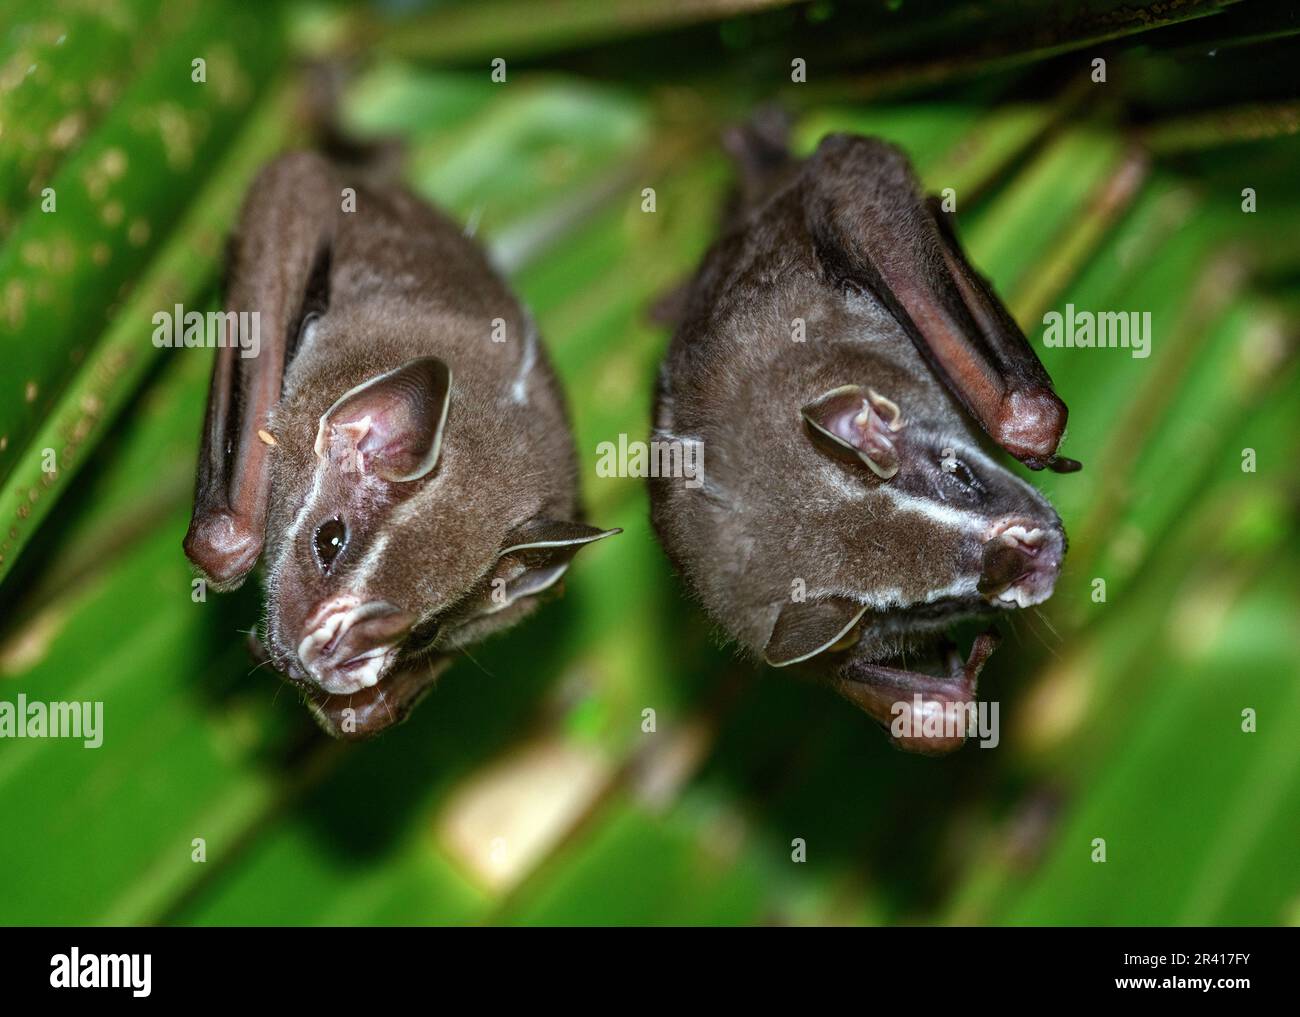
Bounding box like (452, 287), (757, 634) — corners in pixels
(183, 151), (618, 739)
(649, 115), (1079, 754)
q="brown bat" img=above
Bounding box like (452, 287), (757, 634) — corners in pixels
(650, 117), (1079, 754)
(184, 152), (617, 739)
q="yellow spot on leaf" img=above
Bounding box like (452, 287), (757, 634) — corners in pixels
(102, 147), (127, 179)
(439, 736), (612, 893)
(48, 111), (84, 149)
(0, 605), (68, 676)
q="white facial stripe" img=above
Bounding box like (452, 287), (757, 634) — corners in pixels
(918, 575), (981, 603)
(273, 458), (329, 581)
(351, 532), (390, 594)
(877, 481), (987, 536)
(834, 573), (980, 615)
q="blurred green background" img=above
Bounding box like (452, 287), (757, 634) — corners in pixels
(0, 0), (1297, 925)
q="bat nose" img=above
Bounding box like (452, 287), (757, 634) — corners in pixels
(978, 520), (1063, 609)
(297, 598), (415, 694)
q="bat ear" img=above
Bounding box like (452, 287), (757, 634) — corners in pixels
(764, 596), (868, 667)
(315, 357), (452, 482)
(486, 519), (622, 612)
(801, 384), (904, 479)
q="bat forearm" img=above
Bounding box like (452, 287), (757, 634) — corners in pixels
(185, 152), (342, 588)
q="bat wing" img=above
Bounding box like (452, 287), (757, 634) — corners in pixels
(803, 133), (1080, 473)
(184, 152), (340, 589)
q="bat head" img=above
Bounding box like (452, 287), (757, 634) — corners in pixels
(258, 334), (616, 701)
(786, 374), (1066, 640)
(651, 314), (1065, 675)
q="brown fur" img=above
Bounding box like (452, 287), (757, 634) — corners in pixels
(190, 152), (612, 735)
(650, 129), (1067, 700)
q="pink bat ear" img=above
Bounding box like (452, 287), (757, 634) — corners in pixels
(315, 357), (452, 482)
(801, 384), (904, 479)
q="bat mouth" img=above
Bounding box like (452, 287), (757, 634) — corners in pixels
(835, 627), (1002, 755)
(847, 595), (1020, 682)
(320, 646), (400, 694)
(856, 537), (1062, 666)
(249, 629), (440, 740)
(850, 623), (991, 676)
(301, 662), (440, 741)
(295, 598), (415, 695)
(863, 595), (997, 641)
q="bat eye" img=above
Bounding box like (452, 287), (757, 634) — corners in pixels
(955, 461), (982, 491)
(313, 517), (348, 571)
(409, 616), (441, 652)
(941, 455), (986, 499)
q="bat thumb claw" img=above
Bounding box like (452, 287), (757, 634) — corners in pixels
(995, 388), (1069, 466)
(184, 510), (262, 590)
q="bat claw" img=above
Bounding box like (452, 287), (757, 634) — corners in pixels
(1020, 453), (1083, 473)
(184, 510), (262, 590)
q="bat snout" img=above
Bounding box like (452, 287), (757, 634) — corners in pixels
(978, 519), (1063, 609)
(296, 597), (415, 695)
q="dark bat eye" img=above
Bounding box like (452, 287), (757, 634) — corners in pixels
(409, 616), (441, 652)
(940, 452), (986, 499)
(958, 463), (984, 492)
(313, 517), (347, 571)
